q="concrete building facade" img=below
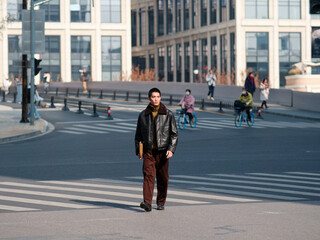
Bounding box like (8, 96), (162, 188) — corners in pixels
(131, 0), (320, 89)
(0, 0), (132, 88)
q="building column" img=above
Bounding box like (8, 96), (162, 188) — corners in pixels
(181, 39), (185, 83)
(173, 41), (177, 82)
(190, 37), (194, 83)
(164, 43), (168, 82)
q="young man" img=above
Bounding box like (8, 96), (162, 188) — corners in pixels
(135, 88), (178, 212)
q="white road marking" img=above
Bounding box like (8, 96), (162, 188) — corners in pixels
(0, 204), (39, 212)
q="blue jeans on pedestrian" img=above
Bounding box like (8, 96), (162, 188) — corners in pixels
(208, 85), (215, 98)
(28, 104), (40, 119)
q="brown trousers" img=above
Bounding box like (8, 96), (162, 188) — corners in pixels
(142, 149), (169, 206)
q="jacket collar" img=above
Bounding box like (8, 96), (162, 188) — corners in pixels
(145, 102), (167, 115)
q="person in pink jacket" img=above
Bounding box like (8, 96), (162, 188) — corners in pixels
(179, 89), (195, 122)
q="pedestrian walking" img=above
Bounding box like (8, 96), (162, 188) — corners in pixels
(135, 88), (178, 212)
(80, 69), (89, 93)
(245, 72), (256, 96)
(27, 86), (41, 119)
(206, 69), (216, 100)
(260, 78), (269, 108)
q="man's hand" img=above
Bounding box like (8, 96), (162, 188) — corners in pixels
(246, 102), (249, 106)
(138, 154), (142, 160)
(166, 151), (173, 159)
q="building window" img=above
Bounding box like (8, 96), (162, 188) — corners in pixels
(278, 0), (300, 19)
(157, 0), (164, 36)
(229, 0), (235, 20)
(7, 0), (23, 21)
(193, 40), (199, 82)
(184, 0), (190, 30)
(246, 32), (269, 81)
(8, 35), (22, 80)
(132, 56), (146, 72)
(192, 0), (199, 28)
(42, 36), (61, 82)
(279, 33), (300, 86)
(176, 0), (182, 32)
(148, 7), (154, 44)
(149, 54), (155, 69)
(176, 43), (182, 82)
(220, 0), (227, 22)
(70, 0), (91, 22)
(230, 32), (236, 84)
(211, 36), (217, 69)
(139, 8), (146, 46)
(312, 27), (320, 74)
(220, 34), (227, 73)
(184, 42), (190, 82)
(131, 10), (137, 47)
(158, 47), (165, 81)
(102, 36), (121, 81)
(201, 0), (208, 26)
(40, 0), (60, 22)
(167, 0), (173, 35)
(71, 36), (91, 81)
(101, 0), (121, 23)
(245, 0), (268, 19)
(201, 38), (208, 75)
(167, 46), (174, 82)
(210, 0), (217, 24)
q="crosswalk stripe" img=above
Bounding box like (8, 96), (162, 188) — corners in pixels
(0, 183), (209, 205)
(208, 174), (320, 185)
(218, 119), (265, 128)
(0, 188), (137, 207)
(194, 187), (305, 201)
(285, 172), (320, 177)
(172, 175), (320, 191)
(168, 179), (320, 197)
(196, 125), (222, 130)
(64, 127), (107, 134)
(116, 122), (137, 127)
(73, 124), (111, 132)
(39, 180), (257, 202)
(95, 123), (135, 131)
(0, 196), (97, 209)
(0, 204), (39, 212)
(248, 173), (320, 181)
(58, 130), (85, 135)
(198, 121), (236, 129)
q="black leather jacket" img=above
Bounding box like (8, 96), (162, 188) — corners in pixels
(135, 103), (178, 155)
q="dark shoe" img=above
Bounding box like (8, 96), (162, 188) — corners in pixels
(140, 201), (152, 212)
(156, 205), (165, 210)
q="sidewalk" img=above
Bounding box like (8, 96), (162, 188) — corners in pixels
(0, 104), (52, 144)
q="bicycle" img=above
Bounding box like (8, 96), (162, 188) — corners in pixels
(177, 109), (197, 130)
(234, 108), (254, 128)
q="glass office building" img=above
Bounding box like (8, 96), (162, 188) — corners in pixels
(0, 0), (131, 85)
(131, 0), (319, 88)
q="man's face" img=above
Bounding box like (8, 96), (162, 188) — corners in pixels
(148, 92), (161, 106)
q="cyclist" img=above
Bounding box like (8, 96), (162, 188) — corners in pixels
(178, 89), (195, 122)
(238, 88), (253, 121)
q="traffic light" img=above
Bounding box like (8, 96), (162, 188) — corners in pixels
(310, 0), (320, 14)
(34, 58), (42, 76)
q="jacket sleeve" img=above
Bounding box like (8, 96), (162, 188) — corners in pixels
(135, 114), (143, 155)
(167, 111), (178, 153)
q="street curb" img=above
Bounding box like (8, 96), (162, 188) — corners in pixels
(0, 120), (55, 144)
(261, 110), (320, 121)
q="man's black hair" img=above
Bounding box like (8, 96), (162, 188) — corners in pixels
(148, 88), (161, 98)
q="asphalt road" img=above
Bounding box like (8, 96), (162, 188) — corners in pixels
(0, 100), (319, 239)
